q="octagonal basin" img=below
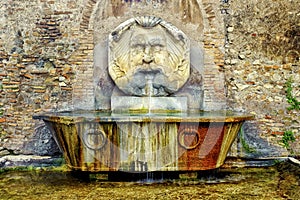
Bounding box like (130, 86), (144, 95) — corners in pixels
(33, 111), (254, 172)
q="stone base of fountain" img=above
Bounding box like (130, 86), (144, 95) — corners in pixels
(111, 96), (188, 113)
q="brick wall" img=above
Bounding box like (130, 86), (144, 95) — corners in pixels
(0, 0), (85, 154)
(225, 0), (299, 157)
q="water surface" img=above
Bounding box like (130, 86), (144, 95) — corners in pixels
(0, 162), (299, 199)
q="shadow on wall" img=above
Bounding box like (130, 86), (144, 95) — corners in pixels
(237, 122), (288, 159)
(23, 122), (61, 156)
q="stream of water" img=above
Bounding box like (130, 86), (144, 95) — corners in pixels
(145, 74), (153, 114)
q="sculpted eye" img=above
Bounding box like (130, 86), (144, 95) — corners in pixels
(133, 44), (144, 52)
(152, 44), (163, 51)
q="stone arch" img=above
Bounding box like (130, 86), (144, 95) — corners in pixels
(80, 0), (98, 30)
(80, 0), (206, 31)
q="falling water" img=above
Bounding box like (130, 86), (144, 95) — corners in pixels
(145, 75), (153, 114)
(144, 75), (153, 180)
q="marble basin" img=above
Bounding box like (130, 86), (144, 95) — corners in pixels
(33, 111), (254, 172)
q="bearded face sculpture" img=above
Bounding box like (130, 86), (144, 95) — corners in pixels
(108, 16), (190, 96)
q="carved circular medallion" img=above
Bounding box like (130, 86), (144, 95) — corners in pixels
(178, 128), (201, 150)
(83, 129), (107, 150)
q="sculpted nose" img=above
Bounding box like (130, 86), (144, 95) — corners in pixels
(143, 46), (153, 63)
(143, 56), (153, 64)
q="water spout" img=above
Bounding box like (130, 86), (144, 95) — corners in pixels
(145, 74), (154, 97)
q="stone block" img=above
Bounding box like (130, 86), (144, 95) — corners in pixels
(111, 96), (188, 113)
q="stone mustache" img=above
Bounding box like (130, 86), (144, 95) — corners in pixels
(108, 16), (190, 96)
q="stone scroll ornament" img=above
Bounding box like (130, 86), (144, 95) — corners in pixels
(108, 16), (190, 96)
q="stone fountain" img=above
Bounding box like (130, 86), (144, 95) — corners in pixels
(33, 16), (253, 174)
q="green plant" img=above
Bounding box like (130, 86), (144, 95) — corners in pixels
(273, 159), (284, 165)
(240, 128), (256, 153)
(285, 77), (300, 111)
(281, 130), (295, 149)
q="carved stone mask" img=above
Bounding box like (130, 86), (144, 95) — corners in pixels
(108, 16), (190, 96)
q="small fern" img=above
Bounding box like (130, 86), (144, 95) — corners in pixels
(240, 128), (256, 153)
(285, 77), (300, 111)
(281, 130), (295, 149)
